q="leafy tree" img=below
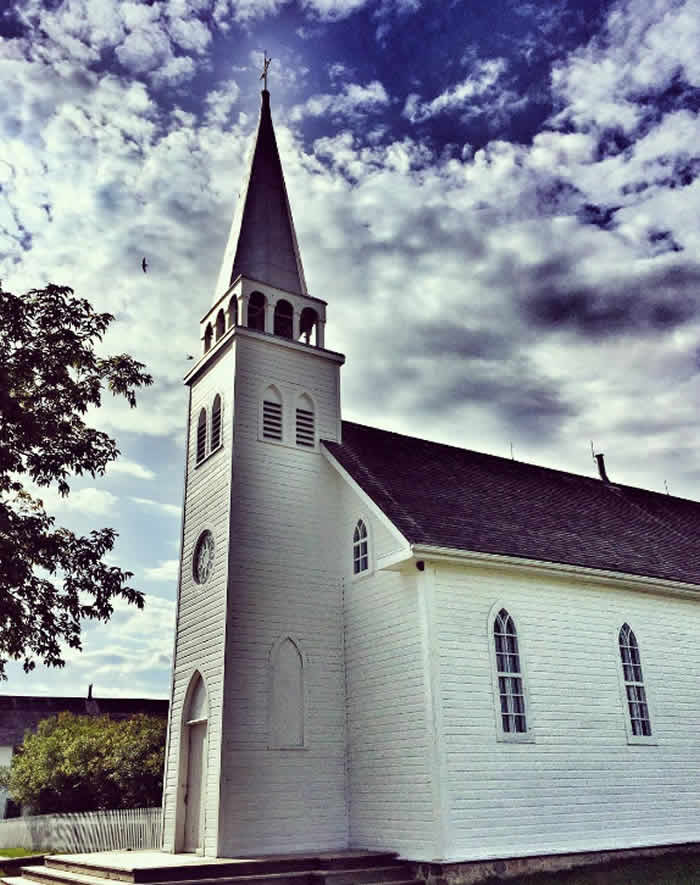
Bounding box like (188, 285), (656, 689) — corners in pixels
(0, 283), (153, 679)
(7, 712), (166, 813)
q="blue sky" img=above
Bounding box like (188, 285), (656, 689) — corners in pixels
(1, 0), (699, 698)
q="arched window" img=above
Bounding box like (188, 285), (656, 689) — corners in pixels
(215, 309), (225, 341)
(228, 297), (237, 328)
(211, 394), (222, 450)
(493, 609), (527, 734)
(353, 519), (369, 574)
(248, 291), (265, 331)
(619, 624), (652, 737)
(269, 637), (304, 749)
(295, 394), (315, 448)
(196, 408), (207, 463)
(274, 299), (293, 339)
(299, 307), (318, 345)
(262, 385), (282, 441)
(204, 323), (213, 353)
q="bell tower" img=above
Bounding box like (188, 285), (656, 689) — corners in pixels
(162, 86), (347, 857)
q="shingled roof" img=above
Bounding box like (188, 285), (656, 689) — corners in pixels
(323, 421), (700, 588)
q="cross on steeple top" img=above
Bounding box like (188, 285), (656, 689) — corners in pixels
(260, 52), (272, 91)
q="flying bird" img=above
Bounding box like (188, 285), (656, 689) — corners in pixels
(142, 257), (148, 273)
(186, 355), (194, 360)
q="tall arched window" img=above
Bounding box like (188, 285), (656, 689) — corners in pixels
(228, 297), (237, 328)
(268, 636), (304, 749)
(215, 309), (225, 341)
(619, 624), (652, 737)
(493, 609), (527, 734)
(295, 394), (315, 448)
(248, 291), (265, 331)
(353, 519), (369, 574)
(196, 408), (207, 463)
(262, 385), (282, 441)
(204, 323), (213, 353)
(274, 299), (293, 339)
(211, 395), (222, 450)
(299, 307), (318, 345)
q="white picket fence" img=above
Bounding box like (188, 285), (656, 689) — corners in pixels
(0, 807), (162, 853)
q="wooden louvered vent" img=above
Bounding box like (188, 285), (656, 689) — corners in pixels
(263, 400), (282, 440)
(296, 407), (315, 447)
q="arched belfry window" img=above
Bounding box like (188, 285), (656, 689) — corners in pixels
(493, 608), (527, 735)
(248, 291), (265, 331)
(211, 395), (222, 450)
(353, 519), (369, 574)
(274, 300), (293, 339)
(196, 408), (207, 463)
(215, 309), (225, 341)
(268, 637), (304, 749)
(619, 624), (652, 737)
(228, 297), (237, 328)
(296, 394), (315, 448)
(299, 307), (318, 345)
(204, 323), (213, 353)
(262, 385), (282, 441)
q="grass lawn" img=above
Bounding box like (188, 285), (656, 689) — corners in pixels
(494, 853), (700, 884)
(0, 849), (43, 859)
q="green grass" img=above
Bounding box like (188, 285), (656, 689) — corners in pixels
(490, 853), (700, 885)
(0, 849), (43, 859)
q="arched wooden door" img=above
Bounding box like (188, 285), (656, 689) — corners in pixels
(181, 673), (208, 853)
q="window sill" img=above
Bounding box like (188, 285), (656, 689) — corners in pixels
(267, 745), (309, 751)
(351, 568), (373, 583)
(626, 735), (658, 746)
(259, 434), (318, 452)
(496, 732), (536, 744)
(194, 442), (223, 469)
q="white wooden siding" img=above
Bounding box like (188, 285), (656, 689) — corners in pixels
(432, 562), (700, 861)
(216, 334), (348, 855)
(340, 482), (436, 859)
(162, 346), (235, 855)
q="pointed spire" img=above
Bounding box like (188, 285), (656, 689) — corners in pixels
(212, 89), (307, 303)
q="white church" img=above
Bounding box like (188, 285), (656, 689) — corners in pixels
(161, 87), (700, 868)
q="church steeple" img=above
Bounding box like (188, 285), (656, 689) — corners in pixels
(212, 88), (307, 303)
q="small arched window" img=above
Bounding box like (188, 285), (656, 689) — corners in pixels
(196, 408), (207, 463)
(204, 324), (213, 353)
(619, 624), (652, 737)
(353, 519), (369, 574)
(248, 291), (265, 331)
(296, 394), (315, 448)
(211, 395), (222, 450)
(215, 310), (225, 341)
(228, 297), (237, 328)
(262, 385), (282, 441)
(493, 609), (527, 734)
(299, 307), (318, 345)
(274, 300), (293, 339)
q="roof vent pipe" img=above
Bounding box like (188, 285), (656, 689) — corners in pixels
(595, 453), (610, 483)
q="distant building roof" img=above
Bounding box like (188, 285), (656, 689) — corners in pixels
(0, 694), (168, 748)
(324, 421), (700, 587)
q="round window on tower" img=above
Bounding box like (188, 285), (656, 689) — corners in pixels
(192, 530), (215, 585)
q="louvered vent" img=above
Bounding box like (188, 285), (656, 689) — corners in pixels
(196, 410), (207, 463)
(211, 396), (222, 450)
(296, 408), (315, 447)
(263, 400), (282, 440)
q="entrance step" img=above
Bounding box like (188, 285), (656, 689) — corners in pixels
(1, 852), (420, 885)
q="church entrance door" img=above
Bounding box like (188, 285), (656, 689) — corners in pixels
(183, 720), (207, 852)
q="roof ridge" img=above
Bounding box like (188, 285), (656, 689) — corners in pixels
(340, 419), (699, 507)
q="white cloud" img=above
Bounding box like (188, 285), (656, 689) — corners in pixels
(289, 80), (390, 122)
(403, 58), (524, 124)
(204, 79), (241, 126)
(144, 559), (180, 581)
(106, 459), (156, 480)
(36, 487), (120, 517)
(131, 497), (182, 517)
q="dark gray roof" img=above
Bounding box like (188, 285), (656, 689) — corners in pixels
(324, 421), (700, 587)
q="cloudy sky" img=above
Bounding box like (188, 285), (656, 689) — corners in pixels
(1, 0), (699, 698)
